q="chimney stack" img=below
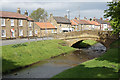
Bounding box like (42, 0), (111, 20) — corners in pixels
(84, 17), (87, 20)
(24, 10), (28, 16)
(106, 18), (109, 21)
(89, 18), (92, 21)
(17, 8), (21, 14)
(75, 17), (77, 20)
(64, 15), (67, 19)
(50, 13), (53, 17)
(100, 17), (103, 20)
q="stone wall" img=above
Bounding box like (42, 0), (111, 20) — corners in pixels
(53, 30), (119, 48)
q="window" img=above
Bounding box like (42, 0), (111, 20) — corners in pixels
(19, 30), (23, 36)
(19, 20), (23, 26)
(11, 19), (14, 26)
(60, 24), (61, 27)
(29, 30), (32, 36)
(10, 29), (15, 37)
(51, 29), (54, 33)
(35, 30), (37, 34)
(1, 30), (6, 37)
(1, 18), (5, 26)
(29, 21), (32, 27)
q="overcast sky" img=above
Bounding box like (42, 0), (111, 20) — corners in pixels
(0, 0), (112, 19)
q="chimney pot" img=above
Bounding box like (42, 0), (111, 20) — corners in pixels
(84, 17), (87, 20)
(17, 8), (21, 14)
(24, 10), (28, 16)
(106, 18), (109, 21)
(100, 17), (103, 20)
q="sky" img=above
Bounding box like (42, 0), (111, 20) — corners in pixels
(0, 0), (113, 19)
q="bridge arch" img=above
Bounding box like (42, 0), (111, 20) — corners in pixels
(54, 30), (119, 48)
(65, 38), (109, 48)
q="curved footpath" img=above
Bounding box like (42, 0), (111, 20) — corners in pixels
(52, 39), (120, 78)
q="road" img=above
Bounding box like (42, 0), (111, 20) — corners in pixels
(0, 37), (53, 46)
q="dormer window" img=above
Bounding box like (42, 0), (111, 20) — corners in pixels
(1, 18), (5, 26)
(19, 20), (23, 26)
(11, 19), (14, 26)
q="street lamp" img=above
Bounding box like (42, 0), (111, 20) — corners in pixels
(66, 9), (70, 32)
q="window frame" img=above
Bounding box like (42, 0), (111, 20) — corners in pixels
(11, 19), (14, 26)
(19, 20), (23, 26)
(29, 21), (32, 27)
(1, 30), (6, 37)
(35, 29), (37, 34)
(1, 18), (5, 26)
(19, 30), (23, 36)
(29, 30), (32, 36)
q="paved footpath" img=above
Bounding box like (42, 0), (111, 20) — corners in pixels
(0, 37), (53, 46)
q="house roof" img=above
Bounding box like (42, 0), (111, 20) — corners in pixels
(104, 20), (111, 25)
(35, 22), (56, 29)
(73, 19), (92, 25)
(53, 16), (71, 24)
(94, 19), (107, 24)
(87, 20), (100, 26)
(73, 19), (80, 24)
(79, 20), (92, 25)
(0, 11), (34, 21)
(70, 20), (78, 26)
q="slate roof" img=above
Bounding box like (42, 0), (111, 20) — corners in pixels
(53, 16), (71, 24)
(94, 19), (107, 24)
(0, 11), (34, 21)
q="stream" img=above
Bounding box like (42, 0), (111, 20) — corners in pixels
(2, 43), (106, 79)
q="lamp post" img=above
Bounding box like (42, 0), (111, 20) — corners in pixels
(66, 9), (70, 32)
(44, 14), (48, 40)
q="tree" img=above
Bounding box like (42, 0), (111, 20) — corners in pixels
(29, 8), (48, 22)
(104, 1), (120, 34)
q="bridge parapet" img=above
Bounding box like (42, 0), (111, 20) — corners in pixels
(52, 30), (119, 48)
(53, 30), (118, 40)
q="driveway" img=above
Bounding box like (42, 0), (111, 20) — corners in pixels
(0, 37), (53, 46)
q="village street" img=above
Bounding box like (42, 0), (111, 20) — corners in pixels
(0, 37), (53, 46)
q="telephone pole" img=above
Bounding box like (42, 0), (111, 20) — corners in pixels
(66, 9), (70, 32)
(78, 7), (80, 20)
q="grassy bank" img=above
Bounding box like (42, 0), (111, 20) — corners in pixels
(53, 40), (119, 78)
(79, 40), (97, 48)
(2, 40), (75, 73)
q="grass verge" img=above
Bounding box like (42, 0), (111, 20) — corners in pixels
(2, 39), (75, 73)
(52, 39), (120, 78)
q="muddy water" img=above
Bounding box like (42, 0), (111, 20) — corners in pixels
(3, 43), (106, 78)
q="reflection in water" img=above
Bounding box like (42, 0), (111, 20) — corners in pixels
(3, 43), (106, 78)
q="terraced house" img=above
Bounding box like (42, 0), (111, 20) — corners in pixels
(0, 8), (34, 39)
(72, 17), (93, 31)
(35, 22), (57, 37)
(48, 14), (72, 33)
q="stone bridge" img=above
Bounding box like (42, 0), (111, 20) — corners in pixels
(53, 30), (119, 48)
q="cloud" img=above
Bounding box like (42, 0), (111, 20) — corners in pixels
(0, 1), (109, 19)
(0, 2), (71, 12)
(70, 9), (105, 19)
(0, 0), (112, 2)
